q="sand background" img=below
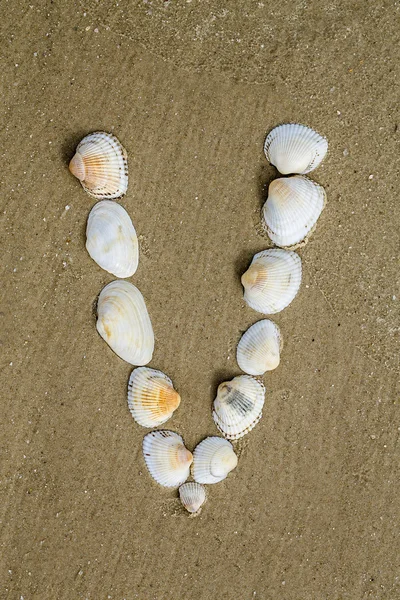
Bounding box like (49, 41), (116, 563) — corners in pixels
(1, 1), (399, 598)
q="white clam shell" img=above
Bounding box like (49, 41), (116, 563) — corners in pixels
(237, 320), (282, 376)
(241, 249), (302, 315)
(86, 201), (139, 278)
(179, 482), (207, 514)
(262, 176), (326, 248)
(212, 375), (265, 440)
(127, 367), (181, 428)
(69, 132), (128, 199)
(143, 430), (193, 488)
(96, 280), (154, 366)
(192, 437), (238, 484)
(264, 123), (328, 175)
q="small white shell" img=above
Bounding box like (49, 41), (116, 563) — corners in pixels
(96, 280), (154, 366)
(264, 123), (328, 175)
(192, 437), (238, 484)
(241, 249), (302, 315)
(262, 176), (326, 248)
(212, 375), (265, 440)
(86, 201), (139, 278)
(128, 367), (181, 427)
(179, 482), (207, 514)
(237, 320), (282, 376)
(69, 132), (128, 199)
(142, 430), (193, 487)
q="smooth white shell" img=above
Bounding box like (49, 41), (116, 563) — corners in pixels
(192, 437), (238, 484)
(69, 132), (128, 199)
(179, 482), (207, 514)
(127, 367), (181, 427)
(262, 176), (326, 248)
(143, 430), (193, 488)
(264, 123), (328, 175)
(237, 320), (282, 376)
(212, 375), (265, 440)
(241, 249), (302, 315)
(86, 201), (139, 278)
(96, 280), (154, 366)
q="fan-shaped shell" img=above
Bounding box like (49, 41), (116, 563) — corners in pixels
(128, 367), (181, 427)
(212, 375), (265, 440)
(142, 430), (193, 487)
(264, 123), (328, 175)
(192, 437), (238, 484)
(262, 176), (326, 248)
(69, 132), (128, 199)
(86, 201), (139, 277)
(179, 482), (207, 514)
(241, 249), (302, 315)
(237, 320), (282, 376)
(96, 280), (154, 366)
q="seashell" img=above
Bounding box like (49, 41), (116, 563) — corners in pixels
(237, 319), (282, 376)
(69, 132), (128, 199)
(264, 123), (328, 175)
(96, 280), (154, 366)
(86, 200), (139, 278)
(212, 375), (265, 440)
(262, 176), (326, 248)
(142, 430), (193, 487)
(241, 248), (302, 315)
(192, 437), (238, 484)
(179, 482), (207, 514)
(127, 367), (181, 427)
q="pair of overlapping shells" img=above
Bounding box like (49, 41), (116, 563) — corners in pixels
(70, 132), (139, 278)
(69, 133), (155, 367)
(142, 431), (238, 514)
(262, 124), (328, 249)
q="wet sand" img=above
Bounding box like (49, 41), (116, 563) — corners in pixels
(1, 1), (399, 598)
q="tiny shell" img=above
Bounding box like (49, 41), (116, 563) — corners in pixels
(212, 375), (265, 440)
(142, 430), (193, 487)
(128, 367), (181, 428)
(179, 482), (207, 514)
(96, 280), (154, 366)
(69, 132), (128, 199)
(192, 437), (238, 484)
(262, 176), (326, 248)
(237, 320), (282, 376)
(86, 200), (139, 278)
(264, 123), (328, 175)
(241, 249), (302, 315)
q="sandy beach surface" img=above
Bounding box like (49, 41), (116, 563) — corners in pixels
(1, 1), (399, 598)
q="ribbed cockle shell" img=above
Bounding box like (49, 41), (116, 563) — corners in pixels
(192, 437), (238, 484)
(128, 367), (181, 427)
(241, 249), (302, 315)
(212, 375), (265, 440)
(142, 430), (193, 487)
(264, 123), (328, 175)
(262, 176), (326, 248)
(69, 132), (128, 199)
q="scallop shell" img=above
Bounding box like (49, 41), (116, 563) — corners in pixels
(69, 132), (128, 199)
(179, 482), (207, 514)
(192, 437), (238, 484)
(128, 367), (181, 427)
(264, 123), (328, 175)
(142, 430), (193, 488)
(212, 375), (265, 440)
(86, 200), (139, 278)
(237, 320), (282, 376)
(241, 249), (302, 315)
(96, 280), (154, 366)
(262, 176), (326, 248)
